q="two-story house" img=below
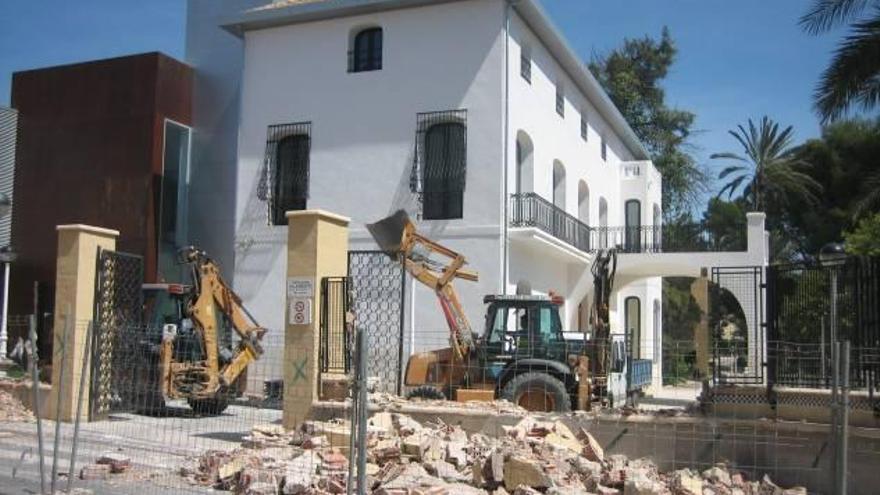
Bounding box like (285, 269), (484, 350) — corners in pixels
(186, 0), (664, 384)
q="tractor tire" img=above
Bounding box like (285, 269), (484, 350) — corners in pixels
(501, 372), (571, 413)
(405, 385), (446, 401)
(187, 396), (230, 415)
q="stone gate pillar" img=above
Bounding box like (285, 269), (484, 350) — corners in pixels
(47, 225), (119, 422)
(691, 270), (711, 379)
(283, 210), (349, 428)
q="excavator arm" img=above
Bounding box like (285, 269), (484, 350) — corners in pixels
(367, 210), (478, 361)
(170, 247), (267, 397)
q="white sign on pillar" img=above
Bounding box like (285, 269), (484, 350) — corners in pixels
(289, 298), (312, 326)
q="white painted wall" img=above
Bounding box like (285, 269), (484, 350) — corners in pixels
(185, 0), (273, 276)
(189, 0), (669, 383)
(234, 0), (507, 366)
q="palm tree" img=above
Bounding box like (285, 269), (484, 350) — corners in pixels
(800, 0), (880, 122)
(711, 117), (821, 211)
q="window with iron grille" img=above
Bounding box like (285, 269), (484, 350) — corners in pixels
(601, 135), (607, 162)
(580, 114), (588, 141)
(349, 27), (383, 72)
(411, 110), (467, 220)
(520, 49), (531, 83)
(556, 85), (564, 117)
(261, 122), (311, 226)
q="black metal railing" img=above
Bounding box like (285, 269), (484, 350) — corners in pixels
(319, 277), (350, 375)
(509, 193), (591, 252)
(509, 193), (747, 254)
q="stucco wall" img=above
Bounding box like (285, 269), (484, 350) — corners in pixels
(235, 0), (507, 348)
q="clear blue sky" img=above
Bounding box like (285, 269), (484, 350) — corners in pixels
(0, 1), (852, 197)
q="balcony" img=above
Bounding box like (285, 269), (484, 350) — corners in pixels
(509, 193), (591, 253)
(509, 193), (747, 255)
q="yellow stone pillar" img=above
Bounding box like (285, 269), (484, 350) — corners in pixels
(47, 225), (119, 422)
(283, 210), (349, 428)
(691, 272), (710, 379)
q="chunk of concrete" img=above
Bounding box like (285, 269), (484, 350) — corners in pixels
(503, 456), (552, 491)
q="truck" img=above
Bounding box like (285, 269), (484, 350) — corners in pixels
(367, 210), (650, 412)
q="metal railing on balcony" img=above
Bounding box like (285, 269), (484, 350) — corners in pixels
(509, 193), (591, 252)
(509, 193), (747, 254)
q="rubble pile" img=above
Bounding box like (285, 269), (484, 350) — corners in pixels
(0, 388), (34, 422)
(371, 392), (528, 416)
(179, 414), (808, 495)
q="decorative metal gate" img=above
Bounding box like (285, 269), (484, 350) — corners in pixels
(347, 251), (406, 395)
(89, 248), (144, 420)
(319, 277), (350, 374)
(766, 256), (879, 390)
(710, 266), (765, 385)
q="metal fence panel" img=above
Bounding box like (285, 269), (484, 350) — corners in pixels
(89, 249), (144, 420)
(710, 266), (764, 385)
(347, 250), (406, 395)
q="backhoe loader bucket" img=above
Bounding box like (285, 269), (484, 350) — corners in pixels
(367, 209), (412, 258)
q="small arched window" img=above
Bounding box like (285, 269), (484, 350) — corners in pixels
(351, 27), (383, 72)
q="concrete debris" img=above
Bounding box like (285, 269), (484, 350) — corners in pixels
(80, 463), (111, 481)
(177, 415), (809, 495)
(96, 452), (131, 473)
(0, 389), (34, 422)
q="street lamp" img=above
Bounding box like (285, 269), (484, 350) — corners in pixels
(0, 246), (16, 363)
(819, 242), (846, 345)
(0, 192), (13, 363)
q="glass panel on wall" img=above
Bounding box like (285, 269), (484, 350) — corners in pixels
(158, 120), (191, 282)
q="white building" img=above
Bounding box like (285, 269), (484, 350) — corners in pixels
(184, 0), (745, 389)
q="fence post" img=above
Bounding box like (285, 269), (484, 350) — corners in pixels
(283, 210), (350, 428)
(47, 224), (118, 422)
(837, 341), (850, 495)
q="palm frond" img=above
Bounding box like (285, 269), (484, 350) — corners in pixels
(708, 152), (747, 162)
(815, 11), (880, 123)
(852, 169), (880, 218)
(718, 165), (749, 180)
(800, 0), (873, 35)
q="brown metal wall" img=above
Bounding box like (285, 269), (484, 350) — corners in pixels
(9, 52), (192, 346)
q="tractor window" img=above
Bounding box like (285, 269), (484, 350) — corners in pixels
(488, 306), (528, 352)
(535, 306), (562, 343)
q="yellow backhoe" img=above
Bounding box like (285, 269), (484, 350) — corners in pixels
(140, 247), (267, 414)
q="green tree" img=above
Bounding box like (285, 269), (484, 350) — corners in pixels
(702, 197), (748, 251)
(781, 118), (880, 258)
(844, 212), (880, 255)
(800, 0), (880, 123)
(589, 27), (707, 219)
(712, 116), (821, 212)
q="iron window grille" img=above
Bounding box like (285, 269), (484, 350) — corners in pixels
(349, 27), (383, 73)
(260, 122), (311, 226)
(580, 115), (588, 141)
(601, 136), (607, 161)
(556, 86), (565, 117)
(520, 50), (531, 83)
(411, 109), (467, 220)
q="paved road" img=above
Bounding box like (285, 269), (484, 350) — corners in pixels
(0, 402), (282, 494)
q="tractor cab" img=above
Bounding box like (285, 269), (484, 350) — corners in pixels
(479, 294), (581, 365)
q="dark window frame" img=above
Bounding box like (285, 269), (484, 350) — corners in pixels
(601, 135), (607, 161)
(625, 296), (641, 359)
(580, 114), (588, 141)
(411, 109), (468, 220)
(262, 122), (312, 226)
(520, 48), (531, 83)
(349, 27), (383, 73)
(555, 85), (565, 117)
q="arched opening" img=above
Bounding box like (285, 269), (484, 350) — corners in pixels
(350, 27), (383, 72)
(515, 131), (534, 194)
(653, 299), (661, 361)
(653, 203), (662, 251)
(552, 160), (566, 211)
(625, 199), (641, 253)
(578, 180), (590, 225)
(625, 296), (641, 359)
(598, 197), (608, 248)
